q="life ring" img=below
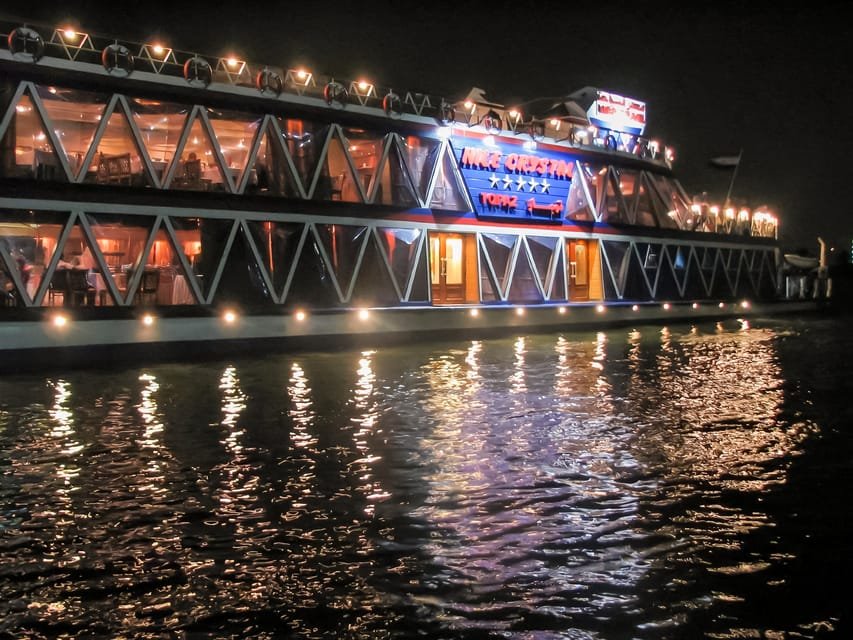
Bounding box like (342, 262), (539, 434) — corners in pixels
(102, 44), (134, 77)
(7, 27), (44, 62)
(323, 81), (348, 106)
(183, 55), (212, 86)
(256, 67), (283, 95)
(604, 134), (617, 150)
(382, 91), (402, 117)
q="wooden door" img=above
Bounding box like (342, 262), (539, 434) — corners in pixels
(430, 233), (465, 303)
(568, 240), (590, 301)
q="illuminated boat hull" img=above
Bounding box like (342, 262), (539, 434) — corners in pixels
(0, 21), (820, 370)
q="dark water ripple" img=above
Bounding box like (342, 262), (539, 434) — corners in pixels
(1, 316), (852, 638)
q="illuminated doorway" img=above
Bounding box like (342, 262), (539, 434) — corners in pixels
(568, 239), (590, 301)
(429, 232), (466, 303)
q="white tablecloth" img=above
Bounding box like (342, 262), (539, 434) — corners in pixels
(171, 274), (194, 305)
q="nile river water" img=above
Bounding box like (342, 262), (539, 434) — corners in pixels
(1, 315), (851, 638)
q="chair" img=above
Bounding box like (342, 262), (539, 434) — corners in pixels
(47, 269), (69, 306)
(96, 153), (133, 185)
(67, 269), (95, 306)
(174, 158), (203, 190)
(134, 269), (160, 305)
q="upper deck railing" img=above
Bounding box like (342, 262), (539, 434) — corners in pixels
(0, 19), (673, 166)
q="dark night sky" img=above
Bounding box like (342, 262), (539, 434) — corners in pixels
(5, 0), (852, 253)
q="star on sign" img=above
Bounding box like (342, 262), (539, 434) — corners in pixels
(528, 177), (538, 191)
(502, 175), (513, 190)
(540, 178), (551, 193)
(489, 173), (500, 188)
(516, 175), (527, 191)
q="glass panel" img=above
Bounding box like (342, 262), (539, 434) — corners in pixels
(0, 210), (69, 304)
(50, 221), (112, 307)
(130, 98), (190, 183)
(285, 234), (340, 307)
(622, 248), (651, 300)
(315, 224), (368, 295)
(601, 241), (630, 295)
(642, 243), (663, 279)
(429, 236), (440, 284)
(479, 244), (499, 302)
(574, 242), (589, 286)
(246, 221), (304, 298)
(600, 170), (627, 224)
(342, 127), (384, 201)
(507, 251), (540, 302)
(277, 118), (325, 191)
(374, 142), (417, 206)
(0, 94), (66, 181)
(207, 107), (262, 187)
(169, 217), (233, 300)
(172, 117), (225, 191)
(565, 166), (594, 221)
(526, 236), (558, 291)
(615, 169), (641, 223)
(445, 237), (463, 285)
(579, 162), (607, 216)
(141, 227), (197, 305)
(481, 233), (517, 294)
(429, 145), (470, 212)
(210, 232), (272, 305)
(349, 238), (399, 306)
(36, 85), (109, 179)
(377, 227), (422, 294)
(408, 247), (430, 302)
(85, 212), (157, 305)
(312, 135), (360, 202)
(635, 174), (659, 227)
(648, 174), (688, 229)
(83, 110), (152, 187)
(700, 246), (716, 272)
(655, 256), (681, 299)
(246, 123), (300, 198)
(550, 251), (567, 301)
(400, 135), (441, 202)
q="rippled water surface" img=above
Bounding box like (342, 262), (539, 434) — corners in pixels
(1, 316), (852, 638)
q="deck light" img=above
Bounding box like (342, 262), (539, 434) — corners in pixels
(463, 100), (474, 110)
(223, 310), (237, 324)
(692, 302), (699, 309)
(596, 304), (605, 313)
(558, 306), (567, 314)
(632, 304), (639, 311)
(142, 314), (155, 326)
(508, 109), (520, 120)
(740, 300), (750, 309)
(226, 57), (239, 68)
(52, 314), (68, 328)
(550, 118), (560, 127)
(356, 79), (372, 92)
(663, 303), (671, 310)
(358, 308), (370, 321)
(152, 43), (165, 55)
(515, 307), (525, 316)
(719, 302), (726, 309)
(63, 28), (78, 40)
(296, 68), (308, 80)
(469, 308), (479, 317)
(295, 310), (306, 322)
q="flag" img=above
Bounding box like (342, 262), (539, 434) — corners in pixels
(709, 153), (741, 168)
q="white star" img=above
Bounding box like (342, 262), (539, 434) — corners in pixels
(528, 177), (538, 191)
(516, 175), (527, 191)
(502, 175), (513, 190)
(540, 178), (551, 193)
(489, 173), (499, 188)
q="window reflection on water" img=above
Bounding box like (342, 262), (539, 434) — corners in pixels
(0, 322), (833, 637)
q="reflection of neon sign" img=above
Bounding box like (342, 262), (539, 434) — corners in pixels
(587, 91), (646, 135)
(461, 147), (572, 179)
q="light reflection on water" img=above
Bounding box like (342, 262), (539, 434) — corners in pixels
(0, 317), (851, 638)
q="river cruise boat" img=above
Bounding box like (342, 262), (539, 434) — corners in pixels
(0, 21), (818, 368)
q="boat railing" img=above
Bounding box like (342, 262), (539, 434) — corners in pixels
(1, 18), (673, 165)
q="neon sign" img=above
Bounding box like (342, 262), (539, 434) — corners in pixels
(587, 91), (646, 135)
(461, 147), (572, 179)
